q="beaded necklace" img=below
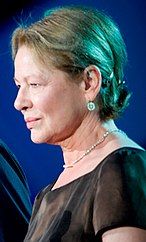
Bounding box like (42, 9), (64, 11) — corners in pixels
(63, 129), (126, 169)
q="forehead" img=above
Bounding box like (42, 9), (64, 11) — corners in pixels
(14, 46), (49, 78)
(15, 45), (57, 72)
(15, 46), (37, 66)
(14, 46), (71, 84)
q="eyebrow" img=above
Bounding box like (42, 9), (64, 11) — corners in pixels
(13, 75), (36, 83)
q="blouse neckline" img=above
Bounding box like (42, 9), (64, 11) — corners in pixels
(50, 146), (145, 192)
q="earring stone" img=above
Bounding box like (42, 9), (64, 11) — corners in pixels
(87, 101), (96, 111)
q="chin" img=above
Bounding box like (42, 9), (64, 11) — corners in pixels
(30, 131), (54, 144)
(31, 138), (43, 144)
(30, 129), (65, 145)
(30, 134), (45, 144)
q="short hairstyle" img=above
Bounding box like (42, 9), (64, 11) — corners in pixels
(11, 5), (131, 121)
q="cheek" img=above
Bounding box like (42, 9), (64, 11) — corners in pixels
(32, 90), (54, 113)
(32, 84), (85, 118)
(33, 99), (49, 113)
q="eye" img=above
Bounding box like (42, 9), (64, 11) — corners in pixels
(30, 83), (40, 87)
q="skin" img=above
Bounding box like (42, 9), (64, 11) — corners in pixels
(14, 45), (87, 145)
(14, 45), (146, 241)
(102, 227), (146, 242)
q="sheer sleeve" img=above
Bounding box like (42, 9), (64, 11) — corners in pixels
(92, 149), (146, 237)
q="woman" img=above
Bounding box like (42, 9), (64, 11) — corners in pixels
(11, 5), (146, 242)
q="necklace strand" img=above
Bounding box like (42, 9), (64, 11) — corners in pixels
(63, 129), (126, 169)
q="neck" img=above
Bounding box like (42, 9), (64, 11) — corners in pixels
(59, 114), (117, 168)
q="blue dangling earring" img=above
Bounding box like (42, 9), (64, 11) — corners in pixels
(87, 101), (95, 111)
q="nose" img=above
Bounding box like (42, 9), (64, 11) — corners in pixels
(14, 87), (32, 112)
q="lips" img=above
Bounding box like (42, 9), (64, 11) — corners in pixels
(25, 117), (41, 129)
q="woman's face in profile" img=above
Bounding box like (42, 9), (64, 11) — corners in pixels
(14, 45), (86, 145)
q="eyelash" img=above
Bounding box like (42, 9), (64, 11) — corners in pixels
(15, 83), (40, 89)
(30, 83), (40, 87)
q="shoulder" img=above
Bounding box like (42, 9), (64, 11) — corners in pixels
(95, 147), (146, 193)
(93, 147), (146, 234)
(98, 147), (146, 207)
(99, 147), (146, 177)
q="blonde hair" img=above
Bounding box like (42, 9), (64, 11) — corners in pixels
(11, 5), (131, 120)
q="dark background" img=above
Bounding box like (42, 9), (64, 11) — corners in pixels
(0, 0), (145, 203)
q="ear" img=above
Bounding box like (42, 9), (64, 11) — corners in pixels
(80, 65), (102, 101)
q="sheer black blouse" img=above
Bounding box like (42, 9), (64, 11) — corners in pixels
(24, 147), (146, 242)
